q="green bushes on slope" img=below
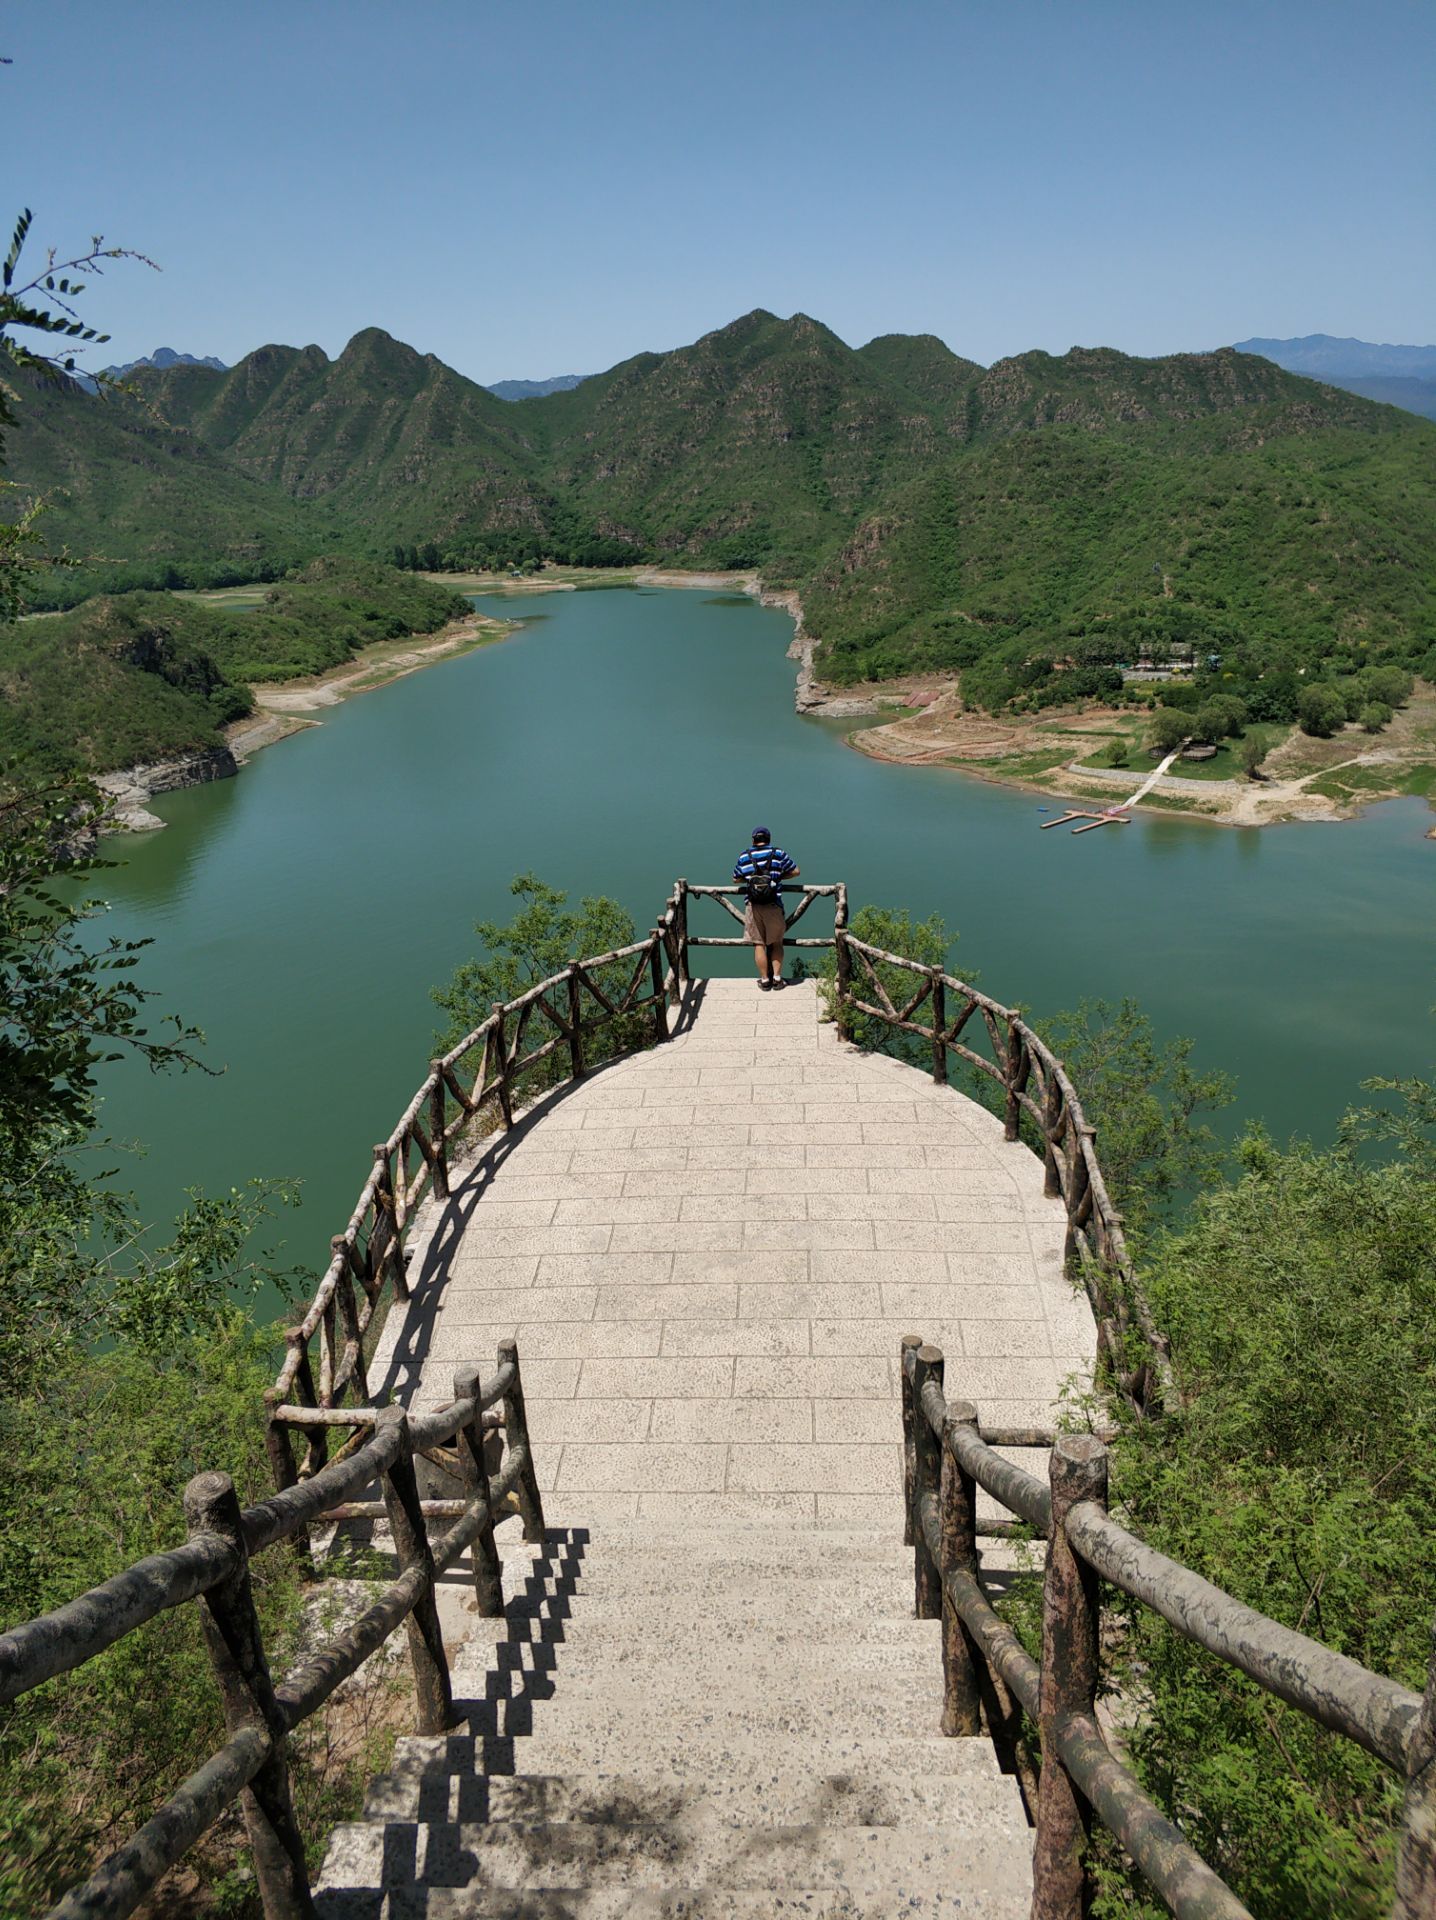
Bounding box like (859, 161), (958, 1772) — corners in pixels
(0, 558), (470, 778)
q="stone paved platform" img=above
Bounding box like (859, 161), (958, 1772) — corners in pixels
(371, 978), (1094, 1526)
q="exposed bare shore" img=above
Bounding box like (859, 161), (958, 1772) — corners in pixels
(842, 684), (1436, 834)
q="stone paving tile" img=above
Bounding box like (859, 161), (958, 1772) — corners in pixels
(535, 1251), (674, 1287)
(881, 1282), (1045, 1321)
(638, 1491), (818, 1526)
(565, 1146), (693, 1172)
(513, 1321), (663, 1358)
(608, 1221), (749, 1253)
(741, 1219), (875, 1251)
(556, 1443), (727, 1492)
(578, 1355), (734, 1399)
(728, 1443), (896, 1494)
(528, 1399), (651, 1443)
(813, 1399), (902, 1444)
(432, 1285), (597, 1326)
(371, 978), (1094, 1509)
(650, 1399), (813, 1444)
(595, 1281), (740, 1321)
(737, 1280), (883, 1321)
(552, 1195), (682, 1225)
(734, 1355), (893, 1399)
(671, 1251), (809, 1287)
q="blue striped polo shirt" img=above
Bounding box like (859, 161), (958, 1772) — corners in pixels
(734, 844), (797, 897)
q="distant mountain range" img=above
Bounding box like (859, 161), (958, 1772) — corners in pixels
(486, 373), (590, 402)
(9, 312), (1433, 691)
(1233, 335), (1436, 422)
(100, 346), (230, 379)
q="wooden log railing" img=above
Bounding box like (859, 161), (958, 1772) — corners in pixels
(0, 1343), (547, 1920)
(835, 931), (1172, 1417)
(900, 1338), (1436, 1920)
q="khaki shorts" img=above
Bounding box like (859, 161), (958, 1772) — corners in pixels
(742, 900), (787, 947)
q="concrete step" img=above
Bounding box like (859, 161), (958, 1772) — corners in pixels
(496, 1564), (922, 1603)
(386, 1731), (1005, 1783)
(317, 1883), (1028, 1918)
(362, 1764), (1025, 1829)
(439, 1678), (946, 1744)
(463, 1642), (935, 1686)
(494, 1531), (906, 1559)
(316, 1818), (1033, 1899)
(456, 1610), (940, 1650)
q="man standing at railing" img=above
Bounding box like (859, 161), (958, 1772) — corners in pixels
(734, 826), (800, 991)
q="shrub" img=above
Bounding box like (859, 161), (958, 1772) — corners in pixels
(1297, 683), (1348, 737)
(1360, 701), (1393, 733)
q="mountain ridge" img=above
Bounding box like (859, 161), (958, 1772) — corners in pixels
(6, 311), (1432, 697)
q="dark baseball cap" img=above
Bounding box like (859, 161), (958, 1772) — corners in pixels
(751, 825), (770, 840)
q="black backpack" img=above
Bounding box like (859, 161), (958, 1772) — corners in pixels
(745, 848), (779, 903)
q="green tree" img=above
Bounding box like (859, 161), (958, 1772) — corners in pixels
(1092, 1108), (1436, 1919)
(433, 874), (643, 1102)
(1236, 733), (1268, 779)
(1148, 707), (1191, 753)
(1297, 682), (1348, 737)
(1359, 700), (1393, 733)
(1040, 998), (1233, 1236)
(816, 903), (952, 1067)
(0, 208), (153, 620)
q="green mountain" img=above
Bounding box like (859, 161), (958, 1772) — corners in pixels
(127, 330), (556, 550)
(804, 359), (1436, 694)
(5, 316), (1433, 700)
(6, 371), (335, 601)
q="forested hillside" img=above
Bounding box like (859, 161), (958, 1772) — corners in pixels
(5, 312), (1433, 694)
(0, 558), (467, 776)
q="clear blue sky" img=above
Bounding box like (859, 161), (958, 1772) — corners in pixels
(8, 0), (1433, 382)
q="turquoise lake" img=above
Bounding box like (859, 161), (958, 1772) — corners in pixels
(91, 587), (1435, 1294)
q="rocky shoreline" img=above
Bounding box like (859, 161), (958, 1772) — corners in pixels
(97, 747), (240, 832)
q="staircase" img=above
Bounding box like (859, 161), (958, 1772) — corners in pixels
(315, 1522), (1034, 1917)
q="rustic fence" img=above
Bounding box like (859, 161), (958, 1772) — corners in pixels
(267, 875), (1164, 1502)
(900, 1338), (1436, 1920)
(0, 1342), (546, 1920)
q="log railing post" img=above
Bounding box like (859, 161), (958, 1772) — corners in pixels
(452, 1364), (504, 1618)
(1033, 1434), (1109, 1920)
(676, 878), (690, 986)
(939, 1400), (982, 1736)
(263, 1382), (312, 1574)
(1394, 1614), (1436, 1920)
(900, 1333), (922, 1547)
(931, 969), (948, 1086)
(1004, 1023), (1025, 1142)
(491, 1002), (514, 1130)
(497, 1337), (546, 1542)
(835, 926), (854, 1041)
(909, 1343), (944, 1621)
(1042, 1079), (1064, 1200)
(649, 931), (669, 1041)
(332, 1238), (370, 1406)
(566, 964), (586, 1081)
(373, 1147), (408, 1301)
(428, 1064), (450, 1201)
(183, 1473), (314, 1920)
(374, 1406), (454, 1736)
(1065, 1126), (1094, 1272)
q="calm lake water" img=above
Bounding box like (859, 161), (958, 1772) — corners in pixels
(93, 587), (1435, 1295)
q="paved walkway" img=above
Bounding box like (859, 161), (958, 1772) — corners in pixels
(372, 978), (1094, 1526)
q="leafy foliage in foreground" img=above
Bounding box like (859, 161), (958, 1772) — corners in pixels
(433, 874), (646, 1109)
(1089, 1108), (1436, 1919)
(0, 777), (391, 1912)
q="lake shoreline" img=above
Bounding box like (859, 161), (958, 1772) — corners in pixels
(103, 609), (517, 832)
(104, 568), (1435, 841)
